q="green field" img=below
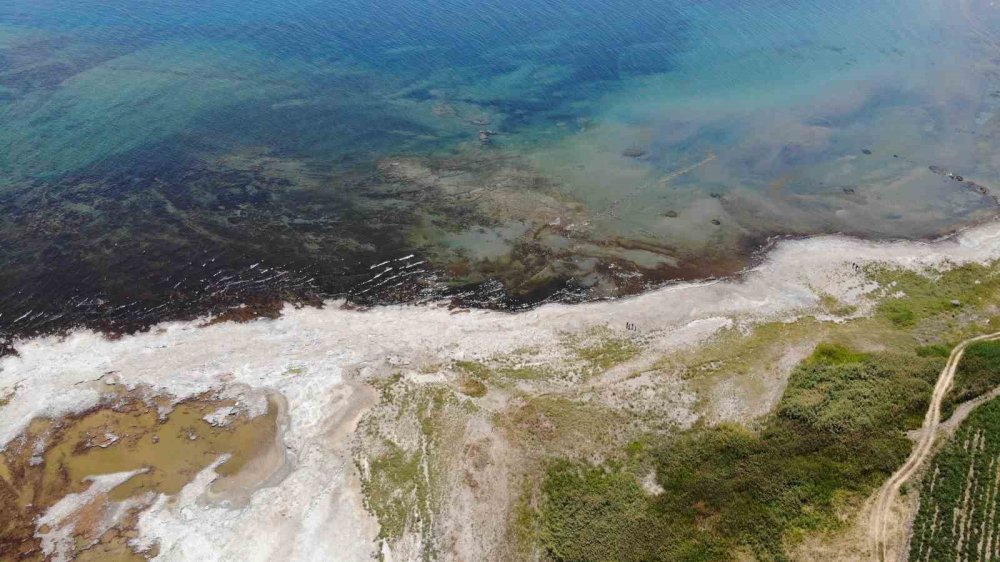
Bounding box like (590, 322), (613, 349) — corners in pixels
(910, 395), (1000, 561)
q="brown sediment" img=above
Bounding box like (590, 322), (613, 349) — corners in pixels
(599, 236), (679, 257)
(204, 393), (290, 506)
(324, 379), (378, 447)
(200, 295), (298, 327)
(589, 237), (762, 296)
(0, 386), (280, 560)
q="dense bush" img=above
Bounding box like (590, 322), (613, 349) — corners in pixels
(944, 341), (1000, 417)
(539, 348), (944, 561)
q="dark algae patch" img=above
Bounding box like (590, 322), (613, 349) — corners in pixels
(910, 395), (1000, 561)
(3, 0), (1000, 352)
(536, 347), (944, 560)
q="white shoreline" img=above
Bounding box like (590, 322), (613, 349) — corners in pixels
(6, 220), (1000, 561)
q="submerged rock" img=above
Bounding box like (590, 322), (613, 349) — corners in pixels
(622, 146), (647, 158)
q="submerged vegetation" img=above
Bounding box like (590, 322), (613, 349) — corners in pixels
(911, 395), (1000, 561)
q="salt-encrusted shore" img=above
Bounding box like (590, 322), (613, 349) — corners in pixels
(6, 220), (1000, 560)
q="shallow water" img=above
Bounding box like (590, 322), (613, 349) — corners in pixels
(2, 0), (1000, 337)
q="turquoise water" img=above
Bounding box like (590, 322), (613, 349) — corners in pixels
(0, 0), (961, 176)
(2, 0), (1000, 335)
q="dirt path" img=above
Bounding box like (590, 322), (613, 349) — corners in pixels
(870, 331), (1000, 561)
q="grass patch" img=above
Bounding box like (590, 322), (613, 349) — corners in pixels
(362, 441), (425, 541)
(536, 347), (944, 561)
(357, 385), (458, 560)
(942, 340), (1000, 418)
(662, 319), (820, 380)
(542, 459), (721, 561)
(916, 343), (952, 358)
(509, 477), (543, 560)
(504, 396), (630, 457)
(454, 360), (491, 379)
(456, 358), (556, 385)
(500, 364), (554, 380)
(456, 377), (487, 398)
(868, 262), (1000, 328)
(805, 343), (867, 366)
(818, 293), (858, 317)
(569, 327), (641, 373)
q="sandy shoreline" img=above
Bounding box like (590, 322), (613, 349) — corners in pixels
(5, 220), (1000, 560)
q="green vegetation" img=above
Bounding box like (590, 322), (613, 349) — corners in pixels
(510, 479), (544, 560)
(537, 347), (944, 561)
(569, 327), (641, 373)
(454, 360), (491, 379)
(358, 385), (459, 561)
(944, 341), (1000, 417)
(818, 293), (858, 317)
(528, 262), (1000, 561)
(455, 359), (554, 384)
(456, 377), (487, 397)
(505, 396), (630, 456)
(362, 441), (427, 541)
(500, 364), (554, 380)
(910, 395), (1000, 561)
(868, 262), (1000, 328)
(542, 459), (722, 561)
(916, 343), (952, 358)
(665, 320), (818, 379)
(805, 343), (868, 366)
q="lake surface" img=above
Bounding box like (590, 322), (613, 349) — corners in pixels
(2, 0), (1000, 339)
